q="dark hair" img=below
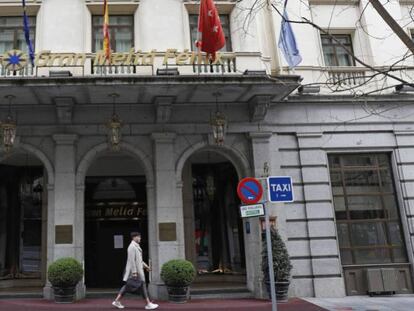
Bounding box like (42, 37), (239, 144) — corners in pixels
(130, 232), (141, 239)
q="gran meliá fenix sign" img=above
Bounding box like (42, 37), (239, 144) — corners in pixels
(1, 48), (236, 71)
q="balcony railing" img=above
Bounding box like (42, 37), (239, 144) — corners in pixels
(326, 67), (367, 86)
(0, 51), (261, 78)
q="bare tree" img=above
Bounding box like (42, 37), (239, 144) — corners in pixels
(234, 0), (413, 96)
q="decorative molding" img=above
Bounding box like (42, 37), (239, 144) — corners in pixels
(183, 0), (237, 14)
(296, 132), (323, 139)
(154, 96), (175, 124)
(85, 0), (139, 15)
(151, 132), (176, 143)
(52, 134), (78, 145)
(54, 97), (74, 125)
(249, 132), (272, 141)
(0, 1), (41, 15)
(248, 95), (271, 122)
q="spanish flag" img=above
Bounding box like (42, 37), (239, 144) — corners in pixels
(103, 0), (111, 63)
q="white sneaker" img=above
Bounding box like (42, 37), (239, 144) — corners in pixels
(145, 302), (159, 310)
(112, 300), (125, 309)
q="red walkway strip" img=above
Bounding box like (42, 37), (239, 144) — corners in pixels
(0, 298), (327, 311)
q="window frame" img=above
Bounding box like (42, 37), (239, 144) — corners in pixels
(0, 16), (36, 54)
(321, 33), (355, 66)
(91, 15), (134, 53)
(189, 14), (232, 52)
(329, 153), (408, 266)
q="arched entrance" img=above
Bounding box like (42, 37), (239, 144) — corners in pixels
(83, 150), (148, 288)
(0, 149), (48, 286)
(182, 150), (246, 284)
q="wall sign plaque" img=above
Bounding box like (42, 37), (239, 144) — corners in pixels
(159, 223), (177, 242)
(55, 225), (73, 244)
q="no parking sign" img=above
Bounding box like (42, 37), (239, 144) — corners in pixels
(237, 177), (263, 204)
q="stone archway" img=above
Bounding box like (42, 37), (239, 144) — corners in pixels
(176, 142), (252, 291)
(75, 141), (155, 290)
(176, 141), (251, 182)
(0, 144), (54, 289)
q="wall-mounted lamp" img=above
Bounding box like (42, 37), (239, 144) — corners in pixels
(1, 95), (17, 152)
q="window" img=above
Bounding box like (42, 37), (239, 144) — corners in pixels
(92, 15), (133, 53)
(329, 154), (408, 265)
(189, 14), (232, 52)
(321, 34), (355, 66)
(0, 16), (35, 54)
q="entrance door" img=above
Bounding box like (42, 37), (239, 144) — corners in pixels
(0, 154), (45, 282)
(84, 176), (147, 288)
(183, 152), (246, 278)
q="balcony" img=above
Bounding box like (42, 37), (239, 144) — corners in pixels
(0, 50), (263, 78)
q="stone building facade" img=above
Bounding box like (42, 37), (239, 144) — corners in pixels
(0, 0), (414, 300)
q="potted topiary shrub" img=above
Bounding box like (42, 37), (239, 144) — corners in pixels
(47, 257), (83, 303)
(160, 259), (196, 303)
(261, 227), (292, 302)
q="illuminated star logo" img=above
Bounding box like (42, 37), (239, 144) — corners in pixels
(9, 54), (21, 65)
(213, 25), (218, 32)
(3, 49), (27, 72)
(208, 10), (213, 17)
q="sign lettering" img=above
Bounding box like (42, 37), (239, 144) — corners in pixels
(1, 48), (236, 70)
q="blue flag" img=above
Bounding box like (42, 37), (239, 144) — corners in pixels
(22, 0), (35, 66)
(278, 6), (302, 68)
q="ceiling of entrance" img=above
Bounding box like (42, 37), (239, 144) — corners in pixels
(87, 153), (145, 177)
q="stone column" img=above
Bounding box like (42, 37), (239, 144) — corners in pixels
(296, 132), (345, 298)
(44, 134), (85, 299)
(149, 133), (185, 299)
(248, 132), (273, 298)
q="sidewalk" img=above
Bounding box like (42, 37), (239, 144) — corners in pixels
(0, 298), (327, 311)
(305, 295), (414, 311)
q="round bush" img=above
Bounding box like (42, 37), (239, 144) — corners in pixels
(48, 257), (83, 288)
(161, 259), (196, 286)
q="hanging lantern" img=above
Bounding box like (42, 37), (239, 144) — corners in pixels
(2, 115), (16, 153)
(33, 179), (44, 203)
(107, 112), (122, 151)
(205, 174), (216, 201)
(106, 93), (122, 151)
(211, 110), (226, 146)
(20, 153), (32, 195)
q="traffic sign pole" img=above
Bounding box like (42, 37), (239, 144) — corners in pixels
(263, 180), (277, 311)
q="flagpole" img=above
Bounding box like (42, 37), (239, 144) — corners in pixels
(263, 1), (281, 76)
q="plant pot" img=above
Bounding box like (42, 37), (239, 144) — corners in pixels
(166, 285), (189, 303)
(265, 281), (290, 303)
(53, 286), (76, 303)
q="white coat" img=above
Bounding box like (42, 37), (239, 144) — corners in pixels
(122, 240), (148, 282)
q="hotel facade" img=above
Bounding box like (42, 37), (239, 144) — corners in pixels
(1, 0), (414, 300)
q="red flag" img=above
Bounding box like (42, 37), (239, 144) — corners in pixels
(103, 0), (111, 63)
(196, 0), (225, 61)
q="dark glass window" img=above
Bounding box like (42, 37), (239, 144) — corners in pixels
(329, 153), (408, 265)
(189, 14), (232, 52)
(92, 15), (133, 53)
(321, 34), (354, 66)
(0, 16), (35, 54)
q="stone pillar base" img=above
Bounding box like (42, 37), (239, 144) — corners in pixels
(43, 282), (86, 300)
(76, 282), (86, 300)
(148, 282), (168, 301)
(43, 284), (53, 300)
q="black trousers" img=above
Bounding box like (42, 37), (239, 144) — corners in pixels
(118, 282), (149, 300)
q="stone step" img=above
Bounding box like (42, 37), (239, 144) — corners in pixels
(0, 291), (43, 299)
